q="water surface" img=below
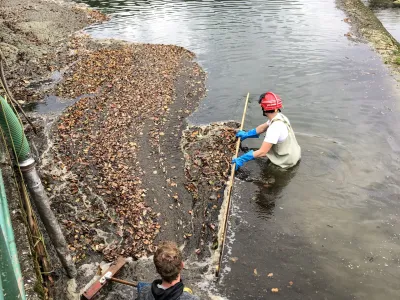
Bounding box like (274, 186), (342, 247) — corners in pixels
(75, 0), (400, 299)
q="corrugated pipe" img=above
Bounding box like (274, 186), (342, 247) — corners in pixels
(0, 96), (77, 278)
(0, 96), (30, 161)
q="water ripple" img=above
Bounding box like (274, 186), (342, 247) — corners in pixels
(75, 0), (400, 298)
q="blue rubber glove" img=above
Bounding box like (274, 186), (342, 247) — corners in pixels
(236, 128), (259, 141)
(232, 150), (255, 170)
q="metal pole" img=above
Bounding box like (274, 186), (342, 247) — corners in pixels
(19, 158), (77, 278)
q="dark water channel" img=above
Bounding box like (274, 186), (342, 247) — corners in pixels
(73, 0), (400, 299)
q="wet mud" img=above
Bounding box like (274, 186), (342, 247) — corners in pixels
(1, 0), (240, 299)
(17, 10), (239, 300)
(0, 0), (107, 298)
(0, 0), (107, 103)
(31, 41), (237, 298)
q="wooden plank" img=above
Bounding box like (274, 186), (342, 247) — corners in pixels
(81, 257), (126, 299)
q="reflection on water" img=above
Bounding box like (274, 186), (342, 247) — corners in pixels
(74, 0), (400, 299)
(254, 160), (300, 219)
(237, 158), (300, 219)
(25, 94), (95, 114)
(24, 96), (71, 114)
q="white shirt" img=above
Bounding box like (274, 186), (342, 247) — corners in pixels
(264, 113), (289, 144)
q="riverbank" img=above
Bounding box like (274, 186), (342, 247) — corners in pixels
(1, 0), (108, 298)
(337, 0), (400, 74)
(1, 0), (237, 298)
(35, 38), (237, 297)
(368, 0), (400, 8)
(0, 0), (107, 103)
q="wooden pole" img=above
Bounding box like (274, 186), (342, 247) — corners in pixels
(215, 92), (250, 277)
(109, 277), (138, 287)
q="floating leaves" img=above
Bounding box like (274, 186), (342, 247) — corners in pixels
(229, 257), (238, 263)
(181, 123), (238, 253)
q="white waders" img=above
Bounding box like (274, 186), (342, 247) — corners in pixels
(266, 114), (301, 168)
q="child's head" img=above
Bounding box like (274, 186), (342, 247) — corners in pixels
(153, 241), (183, 283)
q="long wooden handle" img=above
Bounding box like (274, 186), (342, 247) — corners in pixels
(215, 92), (250, 277)
(109, 277), (138, 287)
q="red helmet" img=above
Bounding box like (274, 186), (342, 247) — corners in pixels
(258, 92), (283, 111)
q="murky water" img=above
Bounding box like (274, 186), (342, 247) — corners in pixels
(74, 0), (400, 299)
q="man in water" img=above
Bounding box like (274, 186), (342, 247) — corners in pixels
(232, 91), (301, 169)
(137, 241), (199, 300)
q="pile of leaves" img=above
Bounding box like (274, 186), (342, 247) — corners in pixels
(51, 44), (197, 261)
(182, 123), (238, 200)
(181, 123), (239, 250)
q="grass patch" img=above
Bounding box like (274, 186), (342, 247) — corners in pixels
(394, 56), (400, 65)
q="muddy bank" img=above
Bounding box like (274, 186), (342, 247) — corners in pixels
(1, 0), (240, 298)
(367, 0), (400, 8)
(337, 0), (400, 73)
(36, 38), (238, 297)
(58, 120), (239, 300)
(0, 0), (107, 103)
(0, 0), (107, 298)
(25, 16), (238, 300)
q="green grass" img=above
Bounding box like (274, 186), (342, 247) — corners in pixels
(394, 56), (400, 65)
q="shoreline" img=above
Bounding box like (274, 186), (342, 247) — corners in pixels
(368, 0), (400, 8)
(40, 42), (236, 298)
(1, 0), (109, 298)
(1, 0), (235, 298)
(0, 0), (108, 103)
(337, 0), (400, 77)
